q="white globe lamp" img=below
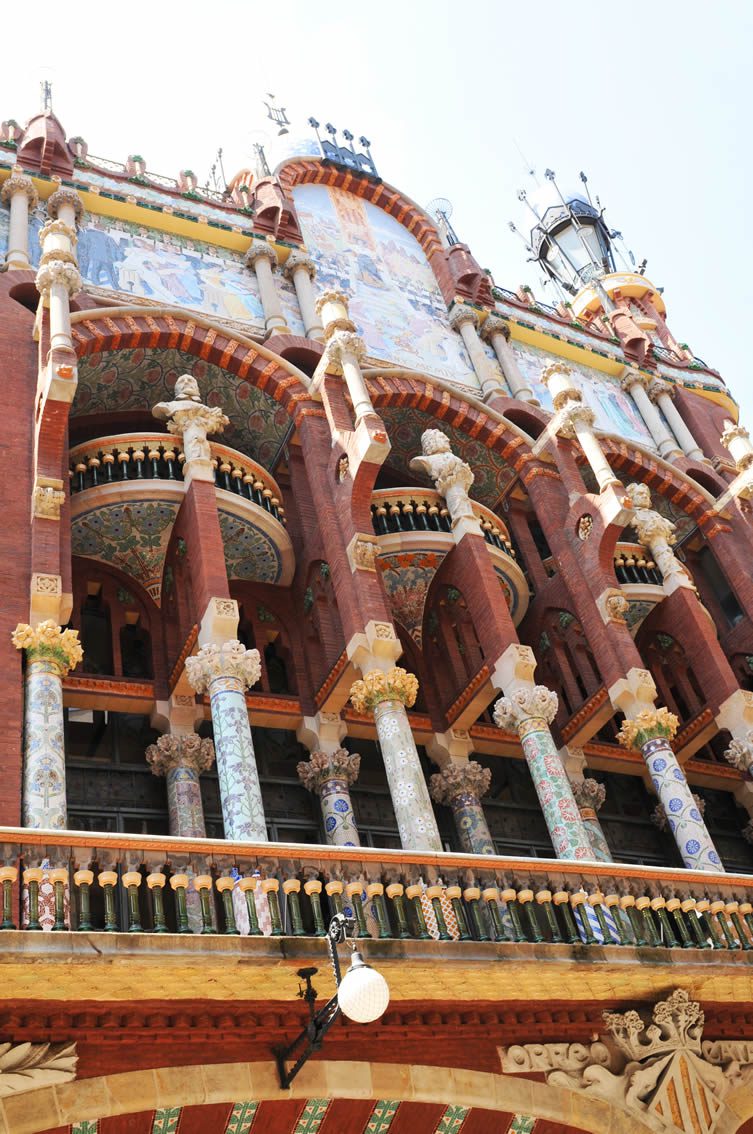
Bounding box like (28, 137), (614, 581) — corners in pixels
(336, 951), (390, 1024)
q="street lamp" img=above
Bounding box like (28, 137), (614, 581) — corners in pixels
(274, 912), (390, 1089)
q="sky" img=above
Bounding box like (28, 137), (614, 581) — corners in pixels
(5, 0), (751, 419)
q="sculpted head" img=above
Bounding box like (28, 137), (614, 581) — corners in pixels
(421, 429), (451, 456)
(626, 482), (652, 509)
(174, 374), (202, 402)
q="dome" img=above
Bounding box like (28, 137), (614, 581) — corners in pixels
(268, 132), (320, 172)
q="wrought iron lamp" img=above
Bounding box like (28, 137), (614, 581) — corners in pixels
(274, 913), (390, 1089)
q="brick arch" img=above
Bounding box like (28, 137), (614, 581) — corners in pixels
(596, 438), (726, 536)
(70, 307), (312, 415)
(277, 158), (445, 262)
(366, 373), (535, 480)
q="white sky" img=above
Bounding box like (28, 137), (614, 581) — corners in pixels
(5, 0), (750, 419)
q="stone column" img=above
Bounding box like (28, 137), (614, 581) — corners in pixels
(1, 170), (38, 270)
(297, 748), (361, 846)
(244, 240), (289, 335)
(429, 762), (495, 855)
(624, 482), (694, 595)
(153, 373), (229, 488)
(449, 305), (500, 395)
(542, 363), (621, 492)
(649, 380), (704, 462)
(481, 315), (536, 402)
(185, 640), (267, 841)
(619, 369), (681, 460)
(493, 686), (595, 860)
(12, 621), (83, 829)
(350, 667), (442, 852)
(617, 708), (723, 872)
(283, 251), (324, 341)
(146, 734), (215, 837)
(326, 330), (376, 424)
(570, 779), (613, 863)
(720, 420), (753, 499)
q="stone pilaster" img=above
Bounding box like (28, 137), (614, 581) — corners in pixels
(244, 240), (289, 335)
(617, 708), (723, 872)
(1, 170), (38, 269)
(429, 761), (494, 855)
(350, 667), (442, 851)
(146, 733), (215, 838)
(12, 621), (83, 829)
(297, 748), (361, 846)
(283, 251), (324, 341)
(481, 315), (536, 402)
(185, 640), (267, 841)
(570, 778), (613, 863)
(493, 685), (595, 860)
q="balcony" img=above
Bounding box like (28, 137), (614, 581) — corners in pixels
(370, 489), (529, 625)
(613, 542), (664, 636)
(69, 434), (294, 601)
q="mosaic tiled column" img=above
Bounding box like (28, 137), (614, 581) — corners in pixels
(185, 640), (267, 841)
(618, 707), (723, 872)
(297, 748), (361, 846)
(429, 761), (495, 855)
(571, 779), (613, 863)
(493, 686), (594, 861)
(350, 667), (442, 852)
(146, 734), (215, 837)
(12, 621), (83, 829)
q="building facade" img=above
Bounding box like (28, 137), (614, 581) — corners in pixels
(1, 106), (753, 1134)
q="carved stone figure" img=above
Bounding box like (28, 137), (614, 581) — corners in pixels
(625, 482), (685, 584)
(153, 374), (229, 466)
(410, 429), (475, 525)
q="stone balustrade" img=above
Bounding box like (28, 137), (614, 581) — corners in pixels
(68, 434), (286, 524)
(370, 488), (515, 555)
(613, 542), (663, 587)
(4, 826), (752, 951)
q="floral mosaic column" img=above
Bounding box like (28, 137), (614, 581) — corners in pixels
(429, 762), (495, 855)
(12, 621), (83, 829)
(297, 748), (361, 846)
(571, 779), (613, 863)
(618, 708), (723, 871)
(185, 640), (267, 842)
(493, 686), (594, 861)
(146, 734), (215, 838)
(350, 667), (442, 852)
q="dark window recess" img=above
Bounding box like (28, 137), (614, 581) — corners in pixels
(264, 640), (291, 694)
(120, 623), (153, 679)
(465, 753), (556, 858)
(80, 594), (113, 675)
(528, 517), (552, 562)
(589, 770), (683, 868)
(698, 547), (744, 627)
(693, 787), (753, 874)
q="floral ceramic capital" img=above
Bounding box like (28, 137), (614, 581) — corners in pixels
(185, 639), (261, 694)
(493, 684), (558, 730)
(12, 620), (83, 676)
(297, 748), (361, 794)
(350, 667), (419, 714)
(146, 733), (215, 777)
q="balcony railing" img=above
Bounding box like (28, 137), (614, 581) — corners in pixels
(3, 827), (751, 952)
(614, 542), (663, 586)
(68, 434), (286, 524)
(370, 489), (515, 556)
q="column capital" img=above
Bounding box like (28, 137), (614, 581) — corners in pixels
(12, 620), (83, 676)
(448, 304), (479, 332)
(1, 171), (38, 208)
(325, 329), (366, 369)
(39, 218), (78, 248)
(557, 402), (595, 438)
(315, 288), (351, 316)
(146, 733), (215, 777)
(244, 239), (278, 268)
(721, 420), (750, 446)
(350, 666), (418, 713)
(648, 378), (674, 403)
(429, 760), (491, 805)
(32, 476), (65, 520)
(35, 259), (81, 297)
(724, 732), (753, 772)
(480, 314), (510, 342)
(571, 778), (606, 812)
(619, 367), (651, 393)
(297, 748), (361, 793)
(185, 639), (261, 693)
(493, 685), (558, 729)
(47, 187), (84, 224)
(282, 250), (316, 280)
(617, 706), (679, 749)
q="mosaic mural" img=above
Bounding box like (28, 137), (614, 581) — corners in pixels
(74, 347), (290, 468)
(77, 167), (253, 229)
(379, 406), (517, 508)
(26, 205), (303, 333)
(377, 551), (443, 646)
(72, 498), (179, 604)
(218, 508), (284, 584)
(293, 183), (479, 387)
(0, 204), (8, 259)
(511, 341), (659, 451)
